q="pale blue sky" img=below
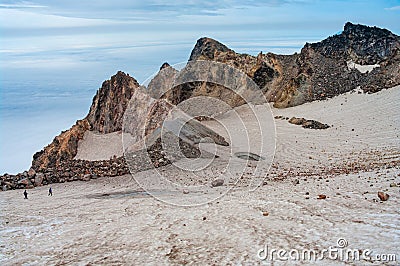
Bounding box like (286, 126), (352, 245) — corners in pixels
(1, 1), (399, 81)
(0, 0), (399, 174)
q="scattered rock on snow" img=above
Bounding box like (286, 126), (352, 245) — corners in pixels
(211, 179), (224, 187)
(377, 192), (389, 201)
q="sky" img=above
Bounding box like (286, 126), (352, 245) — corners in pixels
(0, 0), (399, 174)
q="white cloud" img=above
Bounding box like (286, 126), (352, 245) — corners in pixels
(0, 3), (45, 8)
(385, 5), (400, 11)
(0, 9), (119, 29)
(0, 1), (46, 9)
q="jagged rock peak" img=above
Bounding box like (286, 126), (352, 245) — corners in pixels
(307, 22), (400, 64)
(85, 71), (140, 134)
(160, 62), (171, 70)
(189, 37), (232, 61)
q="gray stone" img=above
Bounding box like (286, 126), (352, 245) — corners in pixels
(34, 173), (44, 186)
(211, 179), (224, 187)
(28, 168), (36, 177)
(81, 174), (91, 181)
(234, 152), (265, 161)
(17, 178), (31, 186)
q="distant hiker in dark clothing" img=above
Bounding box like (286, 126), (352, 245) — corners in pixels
(48, 187), (52, 196)
(23, 190), (28, 199)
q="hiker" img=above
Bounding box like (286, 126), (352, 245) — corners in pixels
(48, 187), (52, 196)
(23, 190), (28, 199)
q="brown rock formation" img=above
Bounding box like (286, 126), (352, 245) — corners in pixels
(288, 117), (330, 129)
(189, 37), (232, 61)
(32, 119), (90, 172)
(31, 71), (139, 172)
(188, 22), (400, 108)
(86, 71), (139, 133)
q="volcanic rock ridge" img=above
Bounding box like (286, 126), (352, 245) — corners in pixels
(1, 22), (399, 190)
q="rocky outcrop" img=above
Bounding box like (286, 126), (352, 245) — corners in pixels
(123, 87), (229, 173)
(156, 57), (266, 108)
(126, 131), (217, 174)
(2, 22), (399, 190)
(86, 71), (139, 133)
(31, 71), (138, 173)
(309, 22), (400, 64)
(189, 37), (232, 61)
(13, 71), (138, 187)
(22, 66), (228, 188)
(288, 117), (330, 129)
(32, 119), (90, 172)
(188, 22), (400, 108)
(303, 22), (400, 95)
